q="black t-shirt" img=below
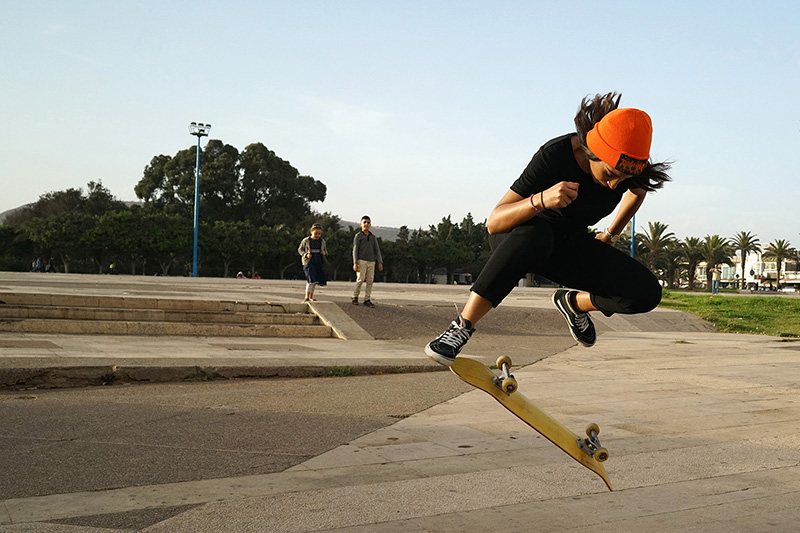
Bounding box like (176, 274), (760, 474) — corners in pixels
(510, 134), (630, 234)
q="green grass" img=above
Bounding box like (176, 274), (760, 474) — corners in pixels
(326, 366), (359, 377)
(660, 290), (800, 338)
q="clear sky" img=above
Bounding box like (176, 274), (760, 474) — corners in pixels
(2, 1), (798, 245)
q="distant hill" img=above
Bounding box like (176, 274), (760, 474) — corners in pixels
(0, 205), (31, 224)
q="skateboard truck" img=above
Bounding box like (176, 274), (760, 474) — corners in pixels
(493, 356), (609, 463)
(494, 355), (518, 394)
(577, 423), (609, 462)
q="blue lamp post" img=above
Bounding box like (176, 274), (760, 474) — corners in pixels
(630, 215), (635, 258)
(188, 122), (211, 277)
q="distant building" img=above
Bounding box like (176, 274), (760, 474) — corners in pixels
(704, 252), (800, 291)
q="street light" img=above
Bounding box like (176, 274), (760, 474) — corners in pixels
(188, 122), (211, 277)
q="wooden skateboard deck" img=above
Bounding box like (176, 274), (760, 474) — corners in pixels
(450, 356), (613, 491)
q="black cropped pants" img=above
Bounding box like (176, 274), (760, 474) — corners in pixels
(471, 219), (662, 316)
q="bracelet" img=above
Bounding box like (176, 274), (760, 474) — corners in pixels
(604, 228), (620, 244)
(530, 192), (547, 213)
(530, 194), (540, 213)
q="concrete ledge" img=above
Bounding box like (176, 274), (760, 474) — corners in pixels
(0, 319), (333, 337)
(0, 306), (321, 325)
(0, 363), (446, 390)
(0, 292), (308, 314)
(309, 301), (373, 340)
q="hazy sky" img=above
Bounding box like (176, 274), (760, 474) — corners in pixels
(2, 1), (798, 244)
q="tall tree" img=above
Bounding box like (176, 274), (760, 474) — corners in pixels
(457, 213), (490, 278)
(134, 141), (240, 222)
(97, 209), (147, 275)
(238, 142), (326, 227)
(638, 221), (675, 274)
(731, 231), (760, 289)
(207, 220), (250, 277)
(762, 239), (794, 290)
(24, 211), (96, 273)
(197, 140), (241, 223)
(137, 212), (191, 275)
(83, 181), (128, 216)
(0, 225), (33, 271)
(429, 216), (459, 242)
(662, 240), (684, 289)
(681, 237), (704, 289)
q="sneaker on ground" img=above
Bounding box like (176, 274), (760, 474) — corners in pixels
(364, 300), (375, 308)
(352, 298), (359, 305)
(425, 317), (475, 366)
(552, 289), (596, 347)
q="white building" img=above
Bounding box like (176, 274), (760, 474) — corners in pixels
(722, 251), (800, 291)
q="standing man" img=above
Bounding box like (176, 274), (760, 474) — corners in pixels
(709, 265), (721, 295)
(352, 215), (383, 308)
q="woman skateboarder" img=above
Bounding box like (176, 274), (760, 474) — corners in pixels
(425, 92), (672, 366)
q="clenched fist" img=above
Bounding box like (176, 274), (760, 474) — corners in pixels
(541, 182), (579, 209)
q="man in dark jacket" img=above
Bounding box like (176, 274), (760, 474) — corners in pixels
(352, 215), (383, 308)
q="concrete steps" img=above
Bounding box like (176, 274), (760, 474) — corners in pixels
(0, 292), (333, 338)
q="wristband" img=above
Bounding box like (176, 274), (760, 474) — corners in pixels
(530, 194), (540, 213)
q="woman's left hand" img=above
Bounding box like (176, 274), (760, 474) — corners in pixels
(595, 232), (615, 246)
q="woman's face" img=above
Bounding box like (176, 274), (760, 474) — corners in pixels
(589, 159), (633, 190)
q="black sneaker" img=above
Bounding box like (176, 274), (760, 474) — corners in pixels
(552, 289), (596, 347)
(364, 300), (375, 308)
(352, 298), (359, 305)
(425, 316), (475, 366)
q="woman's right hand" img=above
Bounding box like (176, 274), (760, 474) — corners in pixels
(541, 181), (580, 209)
(487, 182), (579, 234)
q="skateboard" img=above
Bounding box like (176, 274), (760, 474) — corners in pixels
(450, 355), (613, 491)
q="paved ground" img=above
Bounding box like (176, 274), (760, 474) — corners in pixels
(2, 273), (800, 532)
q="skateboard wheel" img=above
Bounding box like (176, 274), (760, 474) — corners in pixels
(496, 355), (512, 369)
(501, 377), (518, 394)
(595, 447), (609, 462)
(586, 423), (600, 437)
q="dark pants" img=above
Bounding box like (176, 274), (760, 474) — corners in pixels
(471, 219), (661, 316)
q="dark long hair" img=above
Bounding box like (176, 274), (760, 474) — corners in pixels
(574, 92), (671, 192)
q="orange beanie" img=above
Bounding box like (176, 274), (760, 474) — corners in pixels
(586, 108), (652, 175)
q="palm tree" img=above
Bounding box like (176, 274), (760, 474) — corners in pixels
(762, 239), (794, 290)
(663, 240), (685, 289)
(681, 237), (704, 289)
(638, 221), (675, 275)
(700, 235), (734, 291)
(731, 231), (760, 289)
